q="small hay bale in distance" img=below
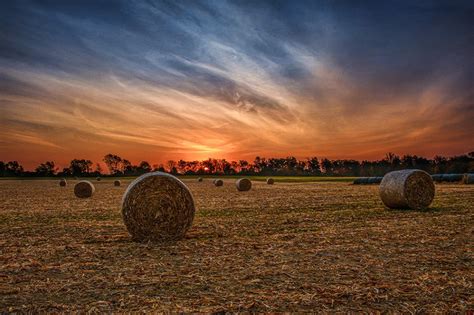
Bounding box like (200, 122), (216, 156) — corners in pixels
(74, 180), (95, 198)
(379, 169), (435, 210)
(235, 178), (252, 191)
(96, 177), (101, 181)
(353, 177), (369, 185)
(463, 173), (474, 184)
(114, 180), (121, 187)
(59, 178), (67, 187)
(121, 172), (195, 243)
(266, 178), (274, 185)
(214, 179), (223, 187)
(368, 177), (380, 184)
(198, 177), (203, 182)
(431, 174), (443, 182)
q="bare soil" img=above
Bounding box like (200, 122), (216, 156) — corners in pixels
(0, 179), (473, 312)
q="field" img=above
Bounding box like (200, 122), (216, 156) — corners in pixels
(0, 178), (473, 312)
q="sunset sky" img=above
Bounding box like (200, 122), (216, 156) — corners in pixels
(1, 0), (473, 169)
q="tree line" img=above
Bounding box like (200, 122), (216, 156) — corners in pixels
(1, 152), (473, 177)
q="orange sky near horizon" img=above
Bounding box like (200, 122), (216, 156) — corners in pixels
(1, 68), (472, 171)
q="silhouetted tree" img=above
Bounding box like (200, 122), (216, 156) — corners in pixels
(35, 161), (57, 176)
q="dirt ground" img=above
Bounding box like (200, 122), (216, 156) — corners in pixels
(0, 178), (473, 312)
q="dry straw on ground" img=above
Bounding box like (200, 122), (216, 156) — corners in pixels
(266, 178), (274, 185)
(214, 179), (223, 187)
(0, 180), (473, 312)
(379, 169), (435, 210)
(114, 180), (121, 187)
(236, 178), (252, 191)
(121, 172), (195, 243)
(59, 178), (67, 187)
(74, 181), (95, 198)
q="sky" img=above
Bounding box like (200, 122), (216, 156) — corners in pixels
(1, 0), (473, 169)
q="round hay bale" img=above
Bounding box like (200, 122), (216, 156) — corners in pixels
(198, 177), (203, 182)
(236, 178), (252, 191)
(379, 169), (435, 210)
(121, 172), (195, 243)
(368, 177), (379, 184)
(114, 180), (121, 187)
(74, 181), (95, 198)
(59, 178), (67, 187)
(355, 177), (369, 185)
(214, 179), (223, 187)
(449, 174), (463, 182)
(431, 174), (443, 182)
(96, 177), (101, 181)
(266, 178), (274, 185)
(353, 178), (364, 185)
(462, 173), (474, 184)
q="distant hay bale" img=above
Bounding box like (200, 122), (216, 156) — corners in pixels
(198, 177), (203, 182)
(214, 179), (223, 187)
(431, 174), (443, 182)
(114, 180), (121, 187)
(74, 181), (95, 198)
(379, 169), (435, 210)
(443, 174), (463, 182)
(449, 174), (463, 182)
(266, 178), (274, 185)
(121, 172), (195, 243)
(235, 178), (252, 191)
(368, 177), (380, 184)
(59, 178), (67, 187)
(96, 177), (101, 181)
(463, 173), (474, 184)
(353, 177), (369, 185)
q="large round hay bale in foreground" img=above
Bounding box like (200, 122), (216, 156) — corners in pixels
(214, 179), (223, 187)
(114, 180), (121, 187)
(59, 178), (67, 187)
(74, 181), (95, 198)
(379, 169), (435, 210)
(198, 177), (203, 182)
(266, 178), (274, 185)
(236, 178), (252, 191)
(121, 172), (195, 243)
(463, 173), (474, 184)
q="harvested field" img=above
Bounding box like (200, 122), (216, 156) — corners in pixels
(0, 179), (473, 312)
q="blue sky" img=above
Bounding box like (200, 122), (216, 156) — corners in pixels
(1, 0), (473, 168)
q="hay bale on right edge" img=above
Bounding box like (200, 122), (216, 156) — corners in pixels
(114, 180), (121, 187)
(266, 178), (274, 185)
(214, 179), (223, 187)
(122, 172), (195, 243)
(379, 169), (435, 210)
(236, 178), (252, 191)
(74, 181), (95, 198)
(59, 178), (67, 187)
(463, 173), (474, 184)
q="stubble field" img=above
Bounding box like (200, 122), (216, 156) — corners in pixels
(0, 178), (473, 312)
